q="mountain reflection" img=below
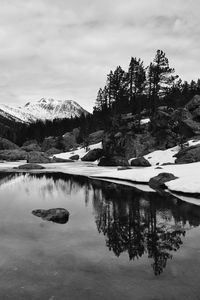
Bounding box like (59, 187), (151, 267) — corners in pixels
(4, 172), (200, 275)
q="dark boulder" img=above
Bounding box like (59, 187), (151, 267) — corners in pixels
(15, 163), (45, 170)
(98, 156), (129, 166)
(0, 149), (27, 161)
(32, 208), (69, 224)
(81, 148), (104, 162)
(175, 144), (200, 164)
(69, 154), (79, 160)
(27, 151), (51, 163)
(130, 157), (151, 167)
(149, 173), (178, 189)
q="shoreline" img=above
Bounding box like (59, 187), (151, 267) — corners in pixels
(0, 160), (200, 206)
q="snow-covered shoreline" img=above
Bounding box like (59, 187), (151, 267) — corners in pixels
(0, 140), (200, 205)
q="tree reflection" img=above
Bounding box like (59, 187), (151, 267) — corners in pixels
(92, 182), (195, 275)
(21, 173), (200, 275)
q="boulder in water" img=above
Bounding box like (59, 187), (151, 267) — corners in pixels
(32, 208), (70, 224)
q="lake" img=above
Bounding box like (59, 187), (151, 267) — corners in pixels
(0, 172), (200, 300)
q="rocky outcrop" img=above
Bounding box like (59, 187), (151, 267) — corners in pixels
(0, 149), (27, 161)
(69, 154), (79, 160)
(32, 208), (69, 224)
(98, 156), (129, 166)
(149, 173), (178, 189)
(21, 143), (41, 152)
(15, 163), (45, 170)
(130, 157), (151, 167)
(102, 132), (156, 160)
(88, 130), (104, 144)
(0, 138), (19, 150)
(27, 151), (51, 163)
(46, 148), (62, 155)
(81, 148), (104, 162)
(175, 144), (200, 164)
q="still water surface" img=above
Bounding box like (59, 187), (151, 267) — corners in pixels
(0, 172), (200, 300)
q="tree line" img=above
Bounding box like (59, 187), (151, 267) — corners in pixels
(93, 49), (200, 117)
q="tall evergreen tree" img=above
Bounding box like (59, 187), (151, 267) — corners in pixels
(147, 50), (178, 114)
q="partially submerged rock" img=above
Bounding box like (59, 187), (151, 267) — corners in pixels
(32, 208), (70, 224)
(81, 148), (104, 162)
(130, 157), (151, 167)
(15, 163), (45, 170)
(149, 173), (178, 189)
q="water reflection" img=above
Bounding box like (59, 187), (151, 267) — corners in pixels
(1, 172), (200, 276)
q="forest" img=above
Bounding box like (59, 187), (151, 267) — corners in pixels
(1, 49), (200, 145)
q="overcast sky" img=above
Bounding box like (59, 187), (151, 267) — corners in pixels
(0, 0), (199, 111)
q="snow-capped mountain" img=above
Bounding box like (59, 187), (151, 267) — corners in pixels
(0, 98), (89, 123)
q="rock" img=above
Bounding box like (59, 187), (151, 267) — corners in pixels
(22, 139), (39, 147)
(52, 157), (74, 163)
(102, 132), (156, 160)
(21, 143), (41, 152)
(41, 137), (62, 152)
(81, 148), (104, 162)
(62, 132), (77, 151)
(98, 156), (129, 166)
(27, 151), (51, 163)
(88, 130), (104, 144)
(181, 119), (200, 136)
(69, 154), (79, 160)
(175, 144), (200, 164)
(149, 173), (178, 189)
(0, 149), (27, 161)
(0, 138), (19, 150)
(15, 163), (45, 170)
(130, 157), (151, 167)
(185, 95), (200, 111)
(46, 148), (62, 155)
(32, 208), (69, 224)
(155, 167), (163, 169)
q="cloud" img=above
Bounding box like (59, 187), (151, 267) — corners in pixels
(0, 0), (199, 111)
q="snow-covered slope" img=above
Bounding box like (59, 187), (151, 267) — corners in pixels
(0, 98), (88, 123)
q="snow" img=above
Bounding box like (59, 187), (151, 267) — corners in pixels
(144, 146), (179, 166)
(140, 118), (150, 125)
(91, 161), (200, 197)
(54, 142), (102, 160)
(0, 98), (88, 123)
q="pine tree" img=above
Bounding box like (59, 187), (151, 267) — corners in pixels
(147, 50), (178, 114)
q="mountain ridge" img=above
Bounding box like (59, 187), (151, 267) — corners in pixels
(0, 98), (89, 123)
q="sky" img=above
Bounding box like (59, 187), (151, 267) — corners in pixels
(0, 0), (199, 112)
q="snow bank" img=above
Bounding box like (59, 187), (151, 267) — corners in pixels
(91, 162), (200, 196)
(54, 142), (102, 160)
